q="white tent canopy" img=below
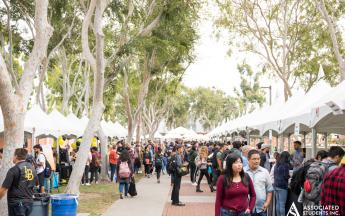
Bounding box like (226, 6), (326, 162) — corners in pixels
(208, 79), (345, 138)
(165, 127), (198, 139)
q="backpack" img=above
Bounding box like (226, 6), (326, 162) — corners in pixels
(119, 161), (131, 178)
(221, 150), (231, 170)
(290, 160), (314, 195)
(155, 156), (163, 168)
(211, 149), (219, 169)
(167, 156), (177, 175)
(303, 161), (331, 203)
(41, 153), (52, 178)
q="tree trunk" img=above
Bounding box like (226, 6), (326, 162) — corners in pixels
(65, 0), (107, 194)
(0, 105), (25, 215)
(0, 0), (52, 213)
(135, 113), (142, 143)
(97, 128), (109, 182)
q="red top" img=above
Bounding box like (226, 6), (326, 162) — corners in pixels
(109, 149), (118, 165)
(215, 175), (256, 216)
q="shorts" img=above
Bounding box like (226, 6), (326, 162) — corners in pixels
(37, 172), (45, 187)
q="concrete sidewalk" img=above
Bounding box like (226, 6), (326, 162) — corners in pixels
(103, 174), (171, 216)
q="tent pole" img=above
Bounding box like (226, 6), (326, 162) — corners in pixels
(303, 132), (306, 148)
(324, 133), (328, 150)
(246, 128), (250, 146)
(32, 128), (36, 152)
(287, 133), (291, 153)
(311, 128), (317, 159)
(279, 134), (284, 152)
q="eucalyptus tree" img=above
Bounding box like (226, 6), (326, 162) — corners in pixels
(118, 0), (200, 143)
(216, 0), (340, 100)
(234, 62), (266, 115)
(0, 0), (53, 213)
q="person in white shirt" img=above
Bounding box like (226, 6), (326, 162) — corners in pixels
(33, 144), (46, 193)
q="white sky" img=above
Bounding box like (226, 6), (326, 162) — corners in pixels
(182, 1), (291, 105)
(183, 1), (345, 107)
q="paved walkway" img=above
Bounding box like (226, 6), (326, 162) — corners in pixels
(103, 174), (170, 216)
(163, 176), (215, 216)
(102, 174), (215, 216)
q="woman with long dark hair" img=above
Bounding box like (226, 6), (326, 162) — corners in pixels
(116, 150), (133, 199)
(215, 153), (256, 216)
(273, 151), (290, 216)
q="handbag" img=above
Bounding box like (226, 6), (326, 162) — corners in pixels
(177, 165), (189, 176)
(128, 177), (137, 197)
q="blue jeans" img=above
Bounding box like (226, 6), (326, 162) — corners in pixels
(275, 187), (288, 216)
(252, 212), (267, 216)
(220, 208), (250, 216)
(119, 182), (129, 196)
(109, 164), (117, 182)
(8, 202), (33, 216)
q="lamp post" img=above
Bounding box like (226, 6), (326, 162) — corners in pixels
(260, 85), (272, 106)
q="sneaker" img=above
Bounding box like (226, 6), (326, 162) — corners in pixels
(81, 183), (85, 186)
(86, 183), (91, 186)
(157, 179), (160, 183)
(95, 181), (99, 184)
(120, 194), (123, 199)
(192, 182), (197, 186)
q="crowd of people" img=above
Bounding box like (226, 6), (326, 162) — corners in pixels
(0, 138), (344, 216)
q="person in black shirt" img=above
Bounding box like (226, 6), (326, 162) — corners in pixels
(0, 148), (37, 216)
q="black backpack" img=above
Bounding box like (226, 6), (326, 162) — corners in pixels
(290, 160), (314, 195)
(167, 156), (177, 175)
(211, 149), (219, 169)
(41, 153), (52, 178)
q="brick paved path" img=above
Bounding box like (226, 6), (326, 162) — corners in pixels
(162, 176), (216, 216)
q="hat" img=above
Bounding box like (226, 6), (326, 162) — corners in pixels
(261, 144), (271, 149)
(341, 155), (345, 164)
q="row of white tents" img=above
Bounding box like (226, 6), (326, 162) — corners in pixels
(163, 127), (208, 140)
(0, 105), (128, 138)
(208, 79), (345, 155)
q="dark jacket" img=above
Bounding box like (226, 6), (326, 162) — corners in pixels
(274, 163), (290, 189)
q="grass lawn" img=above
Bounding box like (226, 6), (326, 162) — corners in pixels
(52, 173), (144, 216)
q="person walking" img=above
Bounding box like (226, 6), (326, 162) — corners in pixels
(171, 144), (185, 206)
(143, 147), (152, 178)
(215, 153), (256, 216)
(188, 145), (198, 185)
(116, 150), (133, 199)
(195, 146), (215, 192)
(33, 144), (46, 193)
(0, 148), (37, 216)
(244, 149), (273, 216)
(273, 151), (291, 216)
(109, 145), (118, 182)
(155, 148), (163, 183)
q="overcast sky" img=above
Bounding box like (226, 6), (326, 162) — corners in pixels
(182, 1), (285, 105)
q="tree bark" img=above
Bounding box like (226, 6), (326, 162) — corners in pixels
(97, 127), (109, 182)
(65, 0), (107, 194)
(318, 0), (345, 81)
(0, 0), (53, 213)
